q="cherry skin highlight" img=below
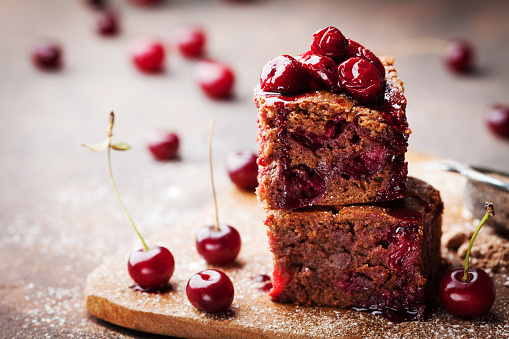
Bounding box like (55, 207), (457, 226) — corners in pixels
(96, 10), (119, 36)
(128, 246), (175, 291)
(146, 130), (180, 161)
(196, 224), (241, 265)
(252, 274), (271, 283)
(32, 39), (62, 71)
(186, 269), (234, 313)
(310, 26), (348, 62)
(345, 39), (385, 78)
(130, 38), (165, 73)
(175, 26), (206, 59)
(486, 104), (509, 139)
(225, 149), (258, 191)
(443, 39), (474, 74)
(338, 57), (384, 102)
(299, 53), (340, 92)
(260, 55), (311, 95)
(439, 267), (495, 318)
(194, 60), (235, 99)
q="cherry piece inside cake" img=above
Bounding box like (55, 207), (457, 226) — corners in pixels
(255, 28), (410, 210)
(265, 177), (442, 321)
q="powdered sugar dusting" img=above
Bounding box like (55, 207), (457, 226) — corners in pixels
(4, 154), (509, 338)
(85, 154), (509, 338)
(1, 160), (228, 338)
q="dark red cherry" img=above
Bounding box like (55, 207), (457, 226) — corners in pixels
(299, 53), (340, 91)
(194, 60), (235, 99)
(31, 39), (62, 71)
(196, 224), (241, 265)
(439, 267), (495, 318)
(186, 269), (234, 313)
(486, 105), (509, 139)
(146, 130), (180, 161)
(96, 10), (119, 36)
(225, 149), (258, 191)
(130, 38), (165, 73)
(281, 165), (326, 209)
(310, 26), (348, 62)
(260, 55), (311, 95)
(444, 39), (474, 74)
(127, 246), (175, 291)
(175, 26), (206, 59)
(346, 39), (385, 78)
(338, 57), (383, 102)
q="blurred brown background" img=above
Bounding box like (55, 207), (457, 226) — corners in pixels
(1, 0), (508, 337)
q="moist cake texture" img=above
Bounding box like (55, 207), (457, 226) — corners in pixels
(256, 27), (442, 321)
(255, 56), (411, 210)
(265, 177), (443, 320)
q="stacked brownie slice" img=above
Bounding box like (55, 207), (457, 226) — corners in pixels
(254, 27), (443, 320)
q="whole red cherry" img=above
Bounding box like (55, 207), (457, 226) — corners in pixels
(194, 60), (235, 99)
(310, 26), (348, 62)
(186, 269), (234, 313)
(346, 39), (385, 78)
(443, 39), (474, 74)
(439, 267), (495, 318)
(146, 130), (180, 161)
(299, 53), (340, 92)
(84, 113), (176, 294)
(31, 39), (62, 71)
(260, 55), (311, 95)
(175, 26), (206, 59)
(196, 224), (241, 265)
(338, 57), (383, 102)
(439, 202), (496, 318)
(96, 10), (119, 36)
(486, 105), (509, 139)
(128, 245), (175, 291)
(129, 38), (165, 73)
(225, 149), (258, 191)
(199, 121), (242, 265)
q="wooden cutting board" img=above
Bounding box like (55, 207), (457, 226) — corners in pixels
(84, 152), (509, 338)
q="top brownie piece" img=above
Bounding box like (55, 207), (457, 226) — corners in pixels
(255, 56), (411, 210)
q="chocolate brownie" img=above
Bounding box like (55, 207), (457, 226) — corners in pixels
(255, 56), (411, 210)
(265, 177), (443, 320)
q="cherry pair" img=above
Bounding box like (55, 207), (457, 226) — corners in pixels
(146, 132), (259, 193)
(84, 114), (238, 314)
(129, 29), (233, 99)
(439, 202), (496, 318)
(129, 248), (235, 314)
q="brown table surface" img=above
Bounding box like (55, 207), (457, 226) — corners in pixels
(1, 0), (509, 338)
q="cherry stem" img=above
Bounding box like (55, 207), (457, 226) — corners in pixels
(107, 112), (150, 252)
(208, 120), (220, 232)
(462, 201), (495, 282)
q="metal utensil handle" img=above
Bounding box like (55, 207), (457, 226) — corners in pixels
(442, 160), (509, 193)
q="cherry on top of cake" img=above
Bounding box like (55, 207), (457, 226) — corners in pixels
(259, 26), (396, 106)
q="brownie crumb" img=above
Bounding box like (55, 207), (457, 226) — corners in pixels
(457, 232), (509, 273)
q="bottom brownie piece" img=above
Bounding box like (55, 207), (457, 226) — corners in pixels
(265, 177), (443, 320)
